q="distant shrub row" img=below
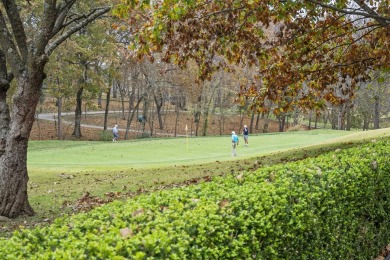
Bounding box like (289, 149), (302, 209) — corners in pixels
(1, 139), (389, 259)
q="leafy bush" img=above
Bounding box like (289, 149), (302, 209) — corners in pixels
(99, 130), (113, 141)
(0, 139), (389, 259)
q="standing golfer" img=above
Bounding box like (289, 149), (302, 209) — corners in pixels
(112, 125), (118, 141)
(243, 125), (249, 146)
(231, 131), (239, 156)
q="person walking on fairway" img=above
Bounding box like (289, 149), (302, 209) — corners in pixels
(243, 125), (249, 146)
(231, 131), (239, 156)
(112, 125), (119, 141)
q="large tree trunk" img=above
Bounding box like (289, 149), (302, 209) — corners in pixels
(0, 137), (35, 217)
(0, 74), (43, 217)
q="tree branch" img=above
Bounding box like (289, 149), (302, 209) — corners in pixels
(58, 0), (77, 14)
(299, 21), (381, 61)
(327, 26), (381, 56)
(306, 57), (379, 73)
(0, 49), (13, 89)
(201, 6), (246, 19)
(62, 9), (104, 28)
(0, 10), (23, 75)
(45, 6), (111, 56)
(52, 0), (77, 36)
(1, 0), (28, 60)
(353, 0), (389, 25)
(35, 0), (58, 56)
(306, 0), (389, 26)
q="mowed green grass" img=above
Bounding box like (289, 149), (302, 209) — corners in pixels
(28, 129), (355, 172)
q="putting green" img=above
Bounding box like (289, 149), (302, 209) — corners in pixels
(27, 130), (358, 173)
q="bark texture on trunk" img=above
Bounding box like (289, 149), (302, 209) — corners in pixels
(0, 138), (35, 217)
(0, 76), (41, 217)
(278, 114), (286, 132)
(104, 88), (111, 131)
(73, 87), (83, 138)
(0, 91), (10, 140)
(0, 52), (11, 141)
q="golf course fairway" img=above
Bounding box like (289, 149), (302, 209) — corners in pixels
(28, 129), (371, 173)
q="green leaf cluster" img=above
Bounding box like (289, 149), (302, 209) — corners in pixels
(0, 139), (389, 259)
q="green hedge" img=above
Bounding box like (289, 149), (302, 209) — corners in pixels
(1, 139), (389, 259)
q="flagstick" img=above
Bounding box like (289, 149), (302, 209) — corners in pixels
(185, 124), (189, 151)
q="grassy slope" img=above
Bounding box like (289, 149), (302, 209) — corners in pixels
(27, 130), (352, 208)
(1, 128), (389, 236)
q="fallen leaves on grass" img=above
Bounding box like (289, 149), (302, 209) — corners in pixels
(62, 175), (213, 213)
(62, 192), (115, 212)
